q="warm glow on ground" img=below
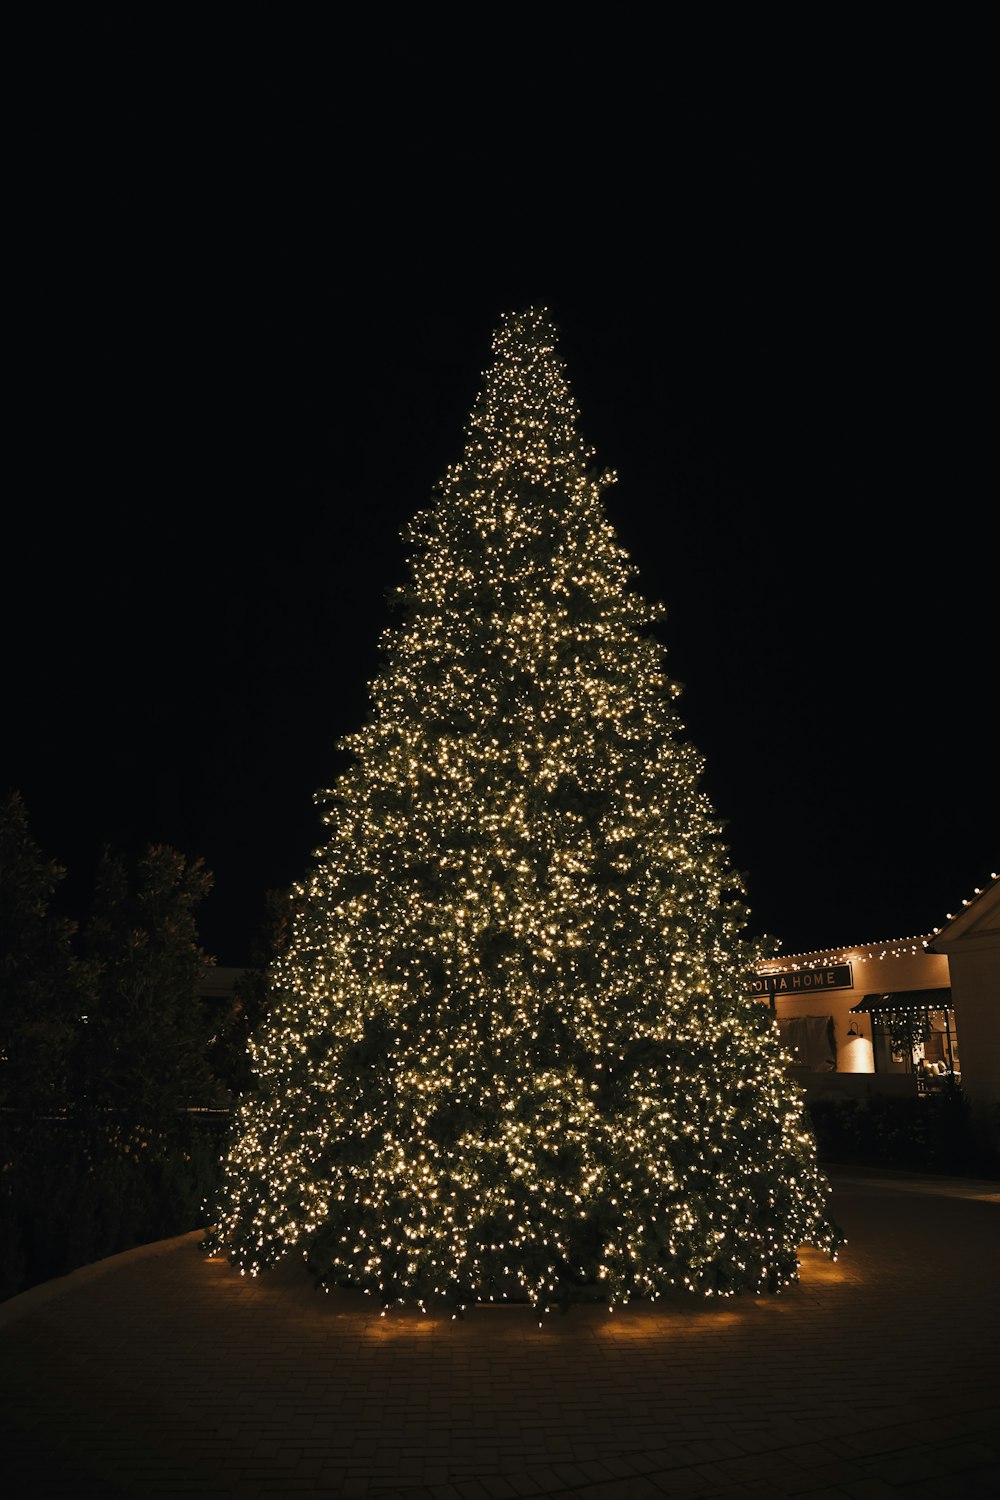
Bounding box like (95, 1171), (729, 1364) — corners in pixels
(326, 1242), (858, 1339)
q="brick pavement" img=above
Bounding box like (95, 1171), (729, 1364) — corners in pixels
(1, 1168), (998, 1498)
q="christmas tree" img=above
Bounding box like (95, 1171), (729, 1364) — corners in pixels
(212, 309), (841, 1314)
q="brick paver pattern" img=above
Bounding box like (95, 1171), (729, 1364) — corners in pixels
(1, 1170), (998, 1498)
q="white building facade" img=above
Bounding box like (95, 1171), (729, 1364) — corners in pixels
(751, 872), (999, 1106)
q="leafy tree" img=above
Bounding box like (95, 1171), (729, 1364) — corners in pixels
(79, 844), (219, 1129)
(0, 791), (86, 1117)
(1, 820), (225, 1299)
(213, 309), (841, 1313)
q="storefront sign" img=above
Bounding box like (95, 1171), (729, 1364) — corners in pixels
(747, 962), (854, 998)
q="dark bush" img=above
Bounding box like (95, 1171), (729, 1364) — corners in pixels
(0, 1112), (230, 1302)
(808, 1088), (1000, 1178)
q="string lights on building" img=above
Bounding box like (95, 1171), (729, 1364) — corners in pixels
(925, 873), (999, 943)
(209, 309), (842, 1316)
(757, 936), (935, 973)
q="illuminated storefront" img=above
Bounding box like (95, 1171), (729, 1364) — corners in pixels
(752, 872), (999, 1102)
(848, 989), (959, 1091)
(751, 937), (954, 1100)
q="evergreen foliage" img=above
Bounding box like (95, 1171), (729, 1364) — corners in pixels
(213, 310), (841, 1313)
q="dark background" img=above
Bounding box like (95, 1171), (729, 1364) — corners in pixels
(5, 13), (994, 963)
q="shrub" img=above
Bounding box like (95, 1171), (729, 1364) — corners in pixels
(808, 1088), (1000, 1178)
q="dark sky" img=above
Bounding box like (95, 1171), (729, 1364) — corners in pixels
(5, 15), (994, 963)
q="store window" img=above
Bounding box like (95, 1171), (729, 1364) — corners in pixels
(775, 1015), (836, 1072)
(851, 990), (959, 1091)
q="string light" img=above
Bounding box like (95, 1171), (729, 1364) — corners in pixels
(209, 309), (842, 1315)
(758, 936), (935, 972)
(924, 872), (999, 945)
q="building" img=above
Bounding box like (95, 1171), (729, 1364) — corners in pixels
(752, 934), (952, 1101)
(198, 965), (248, 1010)
(751, 872), (999, 1104)
(926, 873), (1000, 1105)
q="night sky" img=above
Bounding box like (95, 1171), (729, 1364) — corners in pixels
(6, 16), (994, 964)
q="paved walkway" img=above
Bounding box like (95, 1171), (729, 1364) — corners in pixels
(2, 1167), (998, 1498)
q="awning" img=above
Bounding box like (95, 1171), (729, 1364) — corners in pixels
(851, 988), (952, 1014)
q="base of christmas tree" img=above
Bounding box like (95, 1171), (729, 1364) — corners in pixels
(302, 1241), (825, 1315)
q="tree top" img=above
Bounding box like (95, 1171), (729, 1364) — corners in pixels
(457, 307), (597, 486)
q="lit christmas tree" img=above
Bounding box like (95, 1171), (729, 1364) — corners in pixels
(212, 309), (841, 1314)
